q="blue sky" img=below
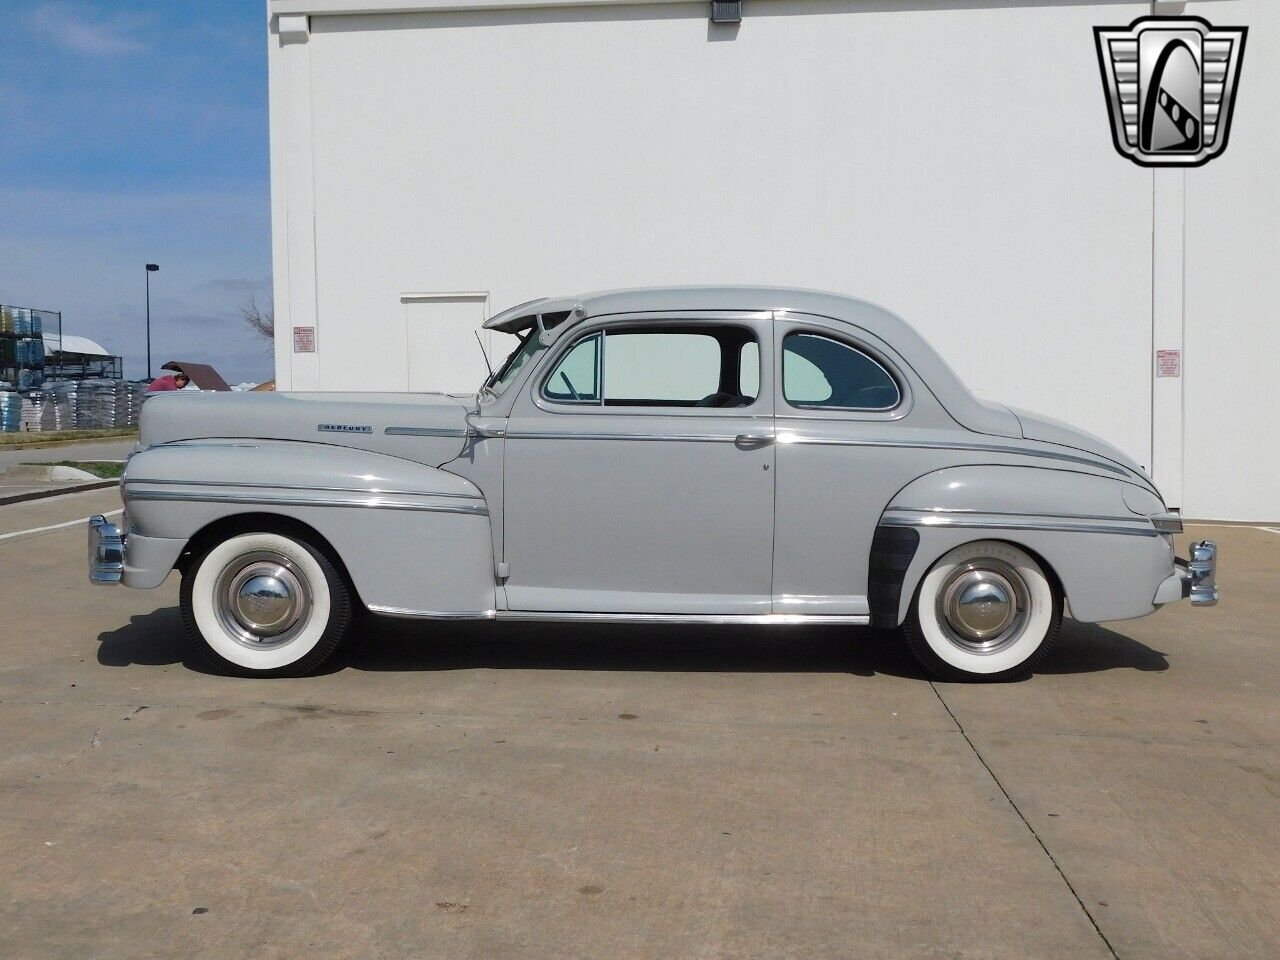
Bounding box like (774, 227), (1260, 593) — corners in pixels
(0, 0), (273, 383)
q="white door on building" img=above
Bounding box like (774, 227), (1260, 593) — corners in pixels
(402, 292), (490, 393)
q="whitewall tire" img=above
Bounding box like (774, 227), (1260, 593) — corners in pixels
(180, 531), (352, 677)
(903, 540), (1062, 682)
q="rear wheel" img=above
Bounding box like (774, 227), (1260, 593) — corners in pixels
(903, 540), (1061, 682)
(180, 531), (351, 677)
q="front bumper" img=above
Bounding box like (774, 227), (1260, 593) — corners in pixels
(87, 514), (125, 585)
(1154, 539), (1220, 607)
(88, 515), (183, 588)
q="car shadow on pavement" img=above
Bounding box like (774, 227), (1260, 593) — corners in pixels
(96, 607), (1168, 679)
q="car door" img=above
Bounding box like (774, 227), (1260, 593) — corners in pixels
(771, 314), (919, 619)
(500, 313), (775, 616)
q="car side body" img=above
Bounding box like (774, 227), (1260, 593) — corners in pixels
(91, 287), (1217, 679)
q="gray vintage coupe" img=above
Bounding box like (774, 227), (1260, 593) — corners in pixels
(89, 287), (1217, 680)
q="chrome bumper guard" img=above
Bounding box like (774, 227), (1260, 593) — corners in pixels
(88, 515), (125, 585)
(1183, 540), (1219, 607)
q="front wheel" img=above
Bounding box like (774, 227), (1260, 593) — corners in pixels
(903, 540), (1062, 682)
(180, 531), (352, 677)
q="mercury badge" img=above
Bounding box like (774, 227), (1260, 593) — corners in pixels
(1095, 16), (1247, 167)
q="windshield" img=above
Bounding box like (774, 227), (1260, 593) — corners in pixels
(484, 329), (542, 397)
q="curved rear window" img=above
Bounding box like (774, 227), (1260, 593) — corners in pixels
(782, 333), (900, 410)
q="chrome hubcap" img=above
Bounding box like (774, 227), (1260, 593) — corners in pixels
(214, 552), (311, 649)
(937, 560), (1029, 654)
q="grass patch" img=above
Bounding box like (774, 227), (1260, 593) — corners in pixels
(0, 428), (138, 447)
(33, 461), (126, 479)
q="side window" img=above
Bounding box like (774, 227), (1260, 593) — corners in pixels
(604, 332), (720, 404)
(782, 332), (900, 410)
(541, 327), (759, 408)
(543, 332), (601, 403)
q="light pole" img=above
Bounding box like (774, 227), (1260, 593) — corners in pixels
(145, 263), (159, 380)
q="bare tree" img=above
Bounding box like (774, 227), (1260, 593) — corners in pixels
(239, 295), (274, 343)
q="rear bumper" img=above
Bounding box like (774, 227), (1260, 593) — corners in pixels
(1154, 540), (1219, 607)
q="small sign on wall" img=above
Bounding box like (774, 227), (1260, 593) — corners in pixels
(1156, 349), (1181, 378)
(293, 326), (316, 353)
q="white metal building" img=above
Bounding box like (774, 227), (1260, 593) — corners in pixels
(266, 0), (1279, 522)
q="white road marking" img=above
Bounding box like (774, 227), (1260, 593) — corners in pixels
(0, 509), (123, 543)
(1260, 527), (1280, 536)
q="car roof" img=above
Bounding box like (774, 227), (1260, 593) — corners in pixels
(484, 285), (902, 336)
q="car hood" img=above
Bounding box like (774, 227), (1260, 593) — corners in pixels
(140, 390), (476, 467)
(1006, 405), (1152, 487)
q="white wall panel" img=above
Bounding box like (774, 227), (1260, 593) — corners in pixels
(271, 0), (1280, 518)
(1183, 0), (1280, 521)
(300, 0), (1154, 462)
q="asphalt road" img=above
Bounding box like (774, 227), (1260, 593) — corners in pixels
(1, 489), (1276, 960)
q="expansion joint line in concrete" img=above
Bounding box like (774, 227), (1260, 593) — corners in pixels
(928, 682), (1120, 960)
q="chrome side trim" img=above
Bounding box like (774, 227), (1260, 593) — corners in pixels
(495, 611), (872, 625)
(124, 478), (483, 500)
(384, 426), (469, 438)
(368, 605), (498, 620)
(882, 508), (1156, 538)
(123, 488), (489, 516)
(774, 433), (1129, 476)
(506, 430), (743, 443)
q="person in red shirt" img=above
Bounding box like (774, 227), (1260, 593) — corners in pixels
(146, 372), (190, 392)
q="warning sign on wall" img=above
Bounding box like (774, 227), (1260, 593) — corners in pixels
(293, 326), (316, 353)
(1156, 349), (1181, 378)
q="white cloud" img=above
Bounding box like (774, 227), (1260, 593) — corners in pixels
(27, 3), (147, 57)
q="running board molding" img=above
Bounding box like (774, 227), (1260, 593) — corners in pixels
(367, 606), (869, 625)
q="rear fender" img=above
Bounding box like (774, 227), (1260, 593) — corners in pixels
(881, 465), (1173, 624)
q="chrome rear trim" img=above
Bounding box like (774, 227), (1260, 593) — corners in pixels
(774, 433), (1129, 476)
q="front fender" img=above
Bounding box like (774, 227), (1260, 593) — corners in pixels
(121, 440), (495, 615)
(881, 465), (1174, 624)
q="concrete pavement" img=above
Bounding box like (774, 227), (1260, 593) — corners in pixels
(0, 495), (1276, 959)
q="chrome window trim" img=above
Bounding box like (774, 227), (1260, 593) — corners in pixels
(531, 314), (770, 417)
(538, 330), (604, 406)
(881, 508), (1157, 538)
(780, 328), (905, 414)
(123, 488), (489, 516)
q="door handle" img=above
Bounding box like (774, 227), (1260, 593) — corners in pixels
(734, 433), (774, 449)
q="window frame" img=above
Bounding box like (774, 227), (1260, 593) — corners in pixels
(540, 331), (604, 406)
(778, 327), (907, 416)
(535, 319), (766, 413)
